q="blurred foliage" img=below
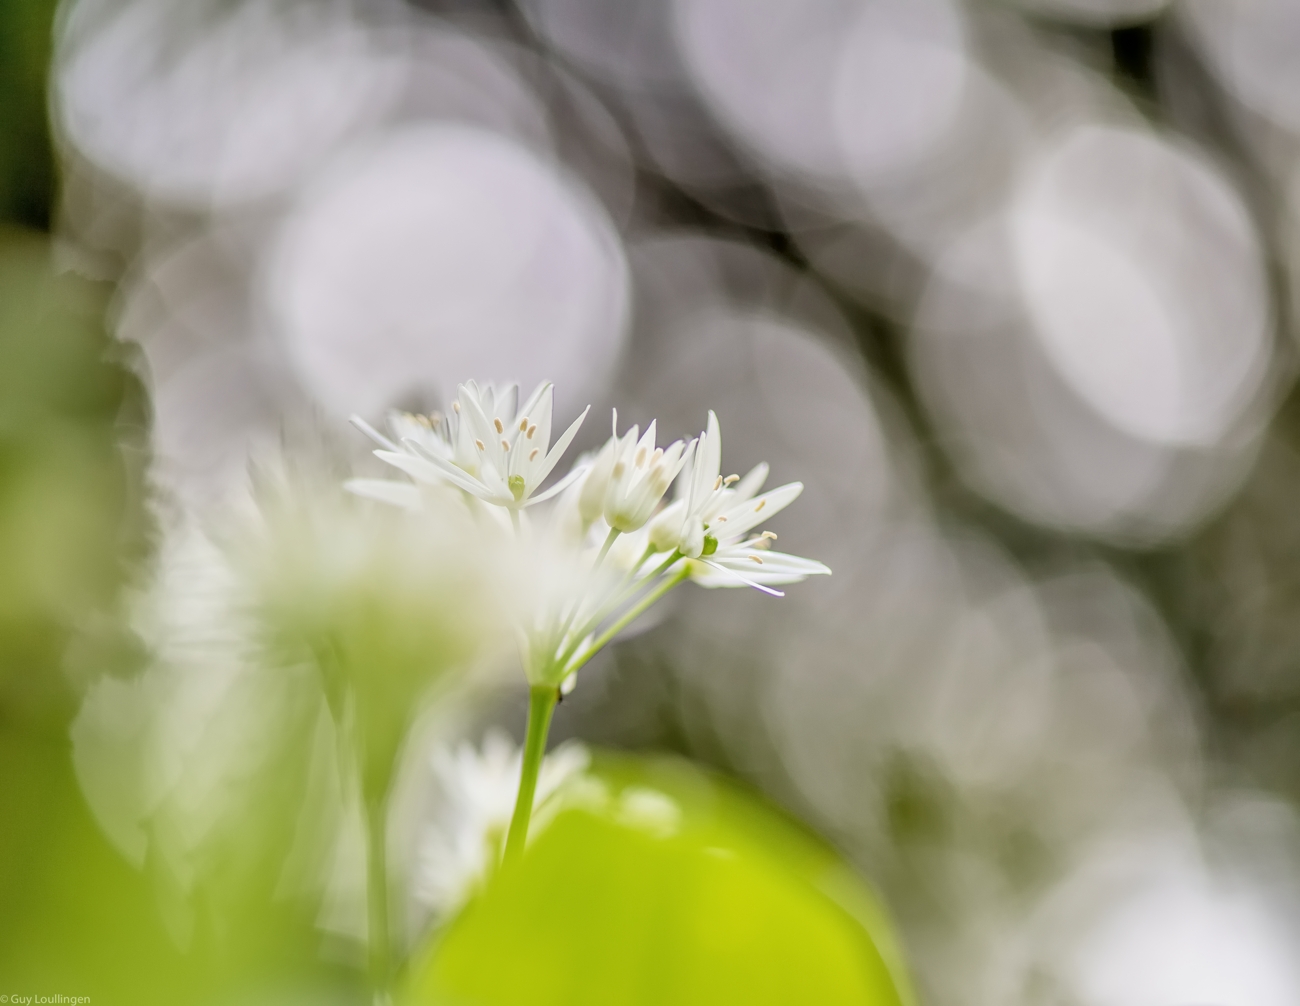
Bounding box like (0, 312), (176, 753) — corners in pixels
(0, 1), (177, 988)
(0, 229), (177, 1000)
(0, 0), (57, 229)
(412, 752), (914, 1006)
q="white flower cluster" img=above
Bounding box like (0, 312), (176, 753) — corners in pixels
(348, 380), (829, 692)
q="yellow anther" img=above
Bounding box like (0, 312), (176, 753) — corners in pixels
(501, 439), (510, 452)
(724, 474), (739, 485)
(635, 447), (647, 467)
(452, 401), (461, 413)
(749, 555), (765, 564)
(527, 424), (537, 439)
(754, 499), (766, 512)
(519, 417), (529, 431)
(529, 448), (539, 461)
(761, 531), (777, 540)
(475, 439), (485, 451)
(613, 462), (625, 478)
(713, 476), (723, 491)
(494, 417), (504, 434)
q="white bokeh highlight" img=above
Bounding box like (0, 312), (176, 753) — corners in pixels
(267, 124), (629, 418)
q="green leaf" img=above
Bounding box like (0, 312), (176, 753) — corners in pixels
(407, 752), (915, 1006)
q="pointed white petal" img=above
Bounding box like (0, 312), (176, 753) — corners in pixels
(516, 381), (551, 432)
(457, 383), (506, 472)
(693, 411), (722, 506)
(698, 559), (785, 596)
(733, 461), (769, 501)
(636, 420), (658, 458)
(535, 405), (590, 484)
(344, 478), (422, 510)
(389, 443), (491, 499)
(712, 482), (803, 541)
(498, 383), (520, 422)
(351, 415), (399, 452)
(711, 548), (831, 581)
(519, 384), (555, 484)
(524, 464), (587, 506)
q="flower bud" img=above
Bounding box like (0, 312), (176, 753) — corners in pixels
(578, 438), (617, 523)
(647, 500), (686, 553)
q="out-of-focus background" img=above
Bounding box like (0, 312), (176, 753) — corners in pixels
(7, 0), (1300, 1003)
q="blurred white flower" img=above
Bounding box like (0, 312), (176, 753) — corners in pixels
(358, 380), (590, 510)
(75, 458), (530, 933)
(417, 730), (595, 920)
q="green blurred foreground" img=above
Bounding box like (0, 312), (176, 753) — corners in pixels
(419, 752), (913, 1006)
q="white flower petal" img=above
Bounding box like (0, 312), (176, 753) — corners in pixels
(525, 464), (587, 506)
(699, 558), (785, 596)
(711, 482), (803, 541)
(385, 445), (489, 499)
(535, 405), (589, 486)
(350, 414), (399, 452)
(343, 478), (422, 510)
(733, 461), (769, 502)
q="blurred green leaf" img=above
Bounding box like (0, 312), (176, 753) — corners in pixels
(0, 0), (57, 229)
(410, 752), (914, 1006)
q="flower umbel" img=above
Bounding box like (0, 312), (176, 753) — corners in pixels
(346, 379), (829, 909)
(353, 381), (590, 509)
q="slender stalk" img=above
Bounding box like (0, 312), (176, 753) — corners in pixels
(564, 567), (689, 677)
(553, 550), (684, 673)
(365, 796), (391, 1005)
(545, 527), (625, 665)
(594, 526), (620, 567)
(502, 685), (559, 866)
(509, 507), (521, 533)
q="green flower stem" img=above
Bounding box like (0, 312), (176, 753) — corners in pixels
(502, 684), (559, 866)
(552, 550), (684, 674)
(594, 526), (621, 567)
(365, 795), (391, 1005)
(545, 526), (624, 663)
(564, 566), (689, 678)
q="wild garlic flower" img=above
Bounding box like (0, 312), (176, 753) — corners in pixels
(658, 410), (830, 596)
(603, 418), (695, 533)
(576, 411), (694, 533)
(418, 731), (594, 920)
(353, 380), (589, 509)
(346, 380), (829, 694)
(686, 478), (831, 595)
